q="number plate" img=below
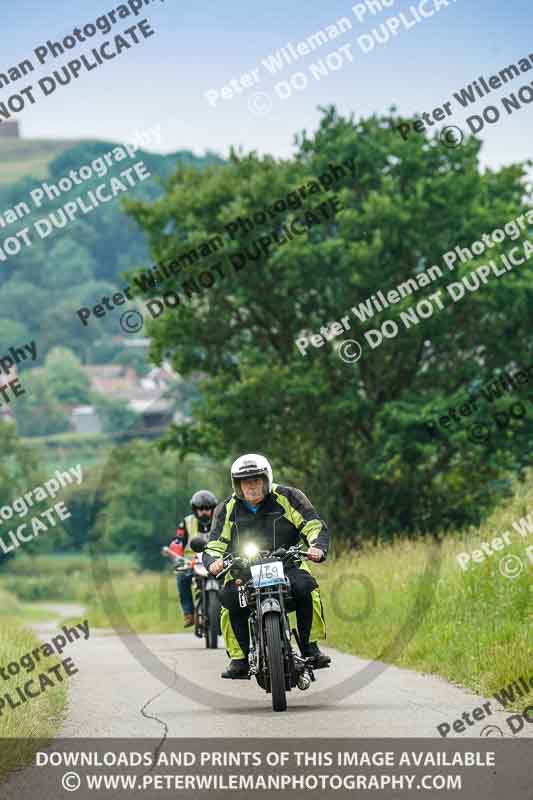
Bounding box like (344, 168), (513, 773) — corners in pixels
(250, 561), (285, 588)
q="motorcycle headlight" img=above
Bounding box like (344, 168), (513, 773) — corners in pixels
(243, 542), (259, 558)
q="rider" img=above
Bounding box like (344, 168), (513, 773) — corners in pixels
(165, 490), (218, 628)
(202, 454), (331, 678)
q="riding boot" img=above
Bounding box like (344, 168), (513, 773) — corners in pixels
(221, 658), (250, 679)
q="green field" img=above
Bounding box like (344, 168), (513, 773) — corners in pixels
(0, 138), (86, 185)
(20, 433), (113, 474)
(0, 553), (135, 603)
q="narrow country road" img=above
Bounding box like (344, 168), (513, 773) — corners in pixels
(2, 609), (529, 798)
(25, 608), (531, 739)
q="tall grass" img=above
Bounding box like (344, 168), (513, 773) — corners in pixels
(76, 569), (186, 634)
(0, 589), (69, 779)
(317, 477), (533, 708)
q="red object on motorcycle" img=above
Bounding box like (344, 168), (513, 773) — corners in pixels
(169, 541), (183, 558)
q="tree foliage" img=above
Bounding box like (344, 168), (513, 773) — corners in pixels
(13, 373), (70, 437)
(90, 392), (136, 434)
(45, 347), (91, 405)
(92, 442), (226, 570)
(126, 107), (532, 539)
(0, 426), (60, 567)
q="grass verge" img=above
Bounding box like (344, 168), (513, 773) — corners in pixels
(0, 589), (69, 781)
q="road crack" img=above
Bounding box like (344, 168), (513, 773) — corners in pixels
(139, 659), (179, 770)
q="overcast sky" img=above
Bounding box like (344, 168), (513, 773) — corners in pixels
(2, 0), (532, 169)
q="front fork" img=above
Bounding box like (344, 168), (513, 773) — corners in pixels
(243, 587), (315, 690)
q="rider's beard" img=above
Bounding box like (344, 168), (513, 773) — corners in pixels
(196, 511), (212, 531)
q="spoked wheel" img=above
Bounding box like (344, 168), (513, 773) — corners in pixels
(264, 613), (287, 712)
(206, 591), (221, 649)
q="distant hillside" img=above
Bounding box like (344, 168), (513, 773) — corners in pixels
(0, 138), (222, 186)
(0, 137), (224, 372)
(0, 138), (88, 185)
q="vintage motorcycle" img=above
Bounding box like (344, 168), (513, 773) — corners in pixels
(161, 541), (221, 648)
(216, 543), (325, 712)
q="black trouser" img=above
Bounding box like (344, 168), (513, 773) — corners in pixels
(219, 567), (318, 659)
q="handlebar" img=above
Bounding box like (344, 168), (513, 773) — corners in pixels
(211, 544), (310, 579)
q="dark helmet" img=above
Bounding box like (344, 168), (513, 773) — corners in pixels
(190, 490), (217, 513)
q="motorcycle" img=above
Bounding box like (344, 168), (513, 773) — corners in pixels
(161, 542), (221, 649)
(216, 543), (325, 712)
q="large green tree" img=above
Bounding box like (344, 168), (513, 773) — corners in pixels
(125, 108), (533, 538)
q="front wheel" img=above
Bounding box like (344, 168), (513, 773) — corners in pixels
(206, 591), (221, 649)
(264, 613), (287, 712)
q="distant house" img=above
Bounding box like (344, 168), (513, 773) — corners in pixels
(71, 406), (102, 435)
(80, 362), (180, 438)
(7, 359), (187, 439)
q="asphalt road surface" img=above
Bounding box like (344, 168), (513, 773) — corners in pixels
(28, 608), (531, 739)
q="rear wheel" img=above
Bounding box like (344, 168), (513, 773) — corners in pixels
(206, 591), (221, 649)
(264, 613), (287, 711)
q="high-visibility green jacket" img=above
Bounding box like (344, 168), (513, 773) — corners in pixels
(203, 484), (329, 572)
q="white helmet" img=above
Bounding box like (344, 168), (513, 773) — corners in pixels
(231, 453), (273, 499)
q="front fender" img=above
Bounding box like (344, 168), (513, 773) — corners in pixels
(261, 598), (281, 614)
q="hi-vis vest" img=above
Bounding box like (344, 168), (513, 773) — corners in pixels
(182, 513), (200, 557)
